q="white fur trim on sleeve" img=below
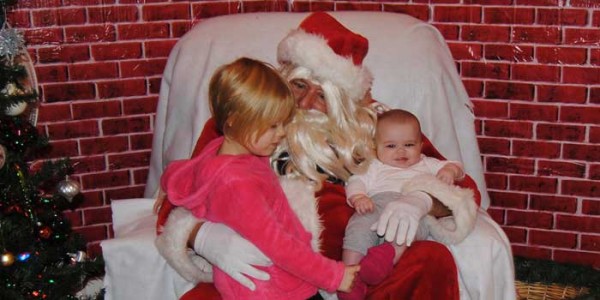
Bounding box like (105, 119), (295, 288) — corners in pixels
(402, 174), (478, 245)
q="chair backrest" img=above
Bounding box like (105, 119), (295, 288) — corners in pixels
(145, 11), (490, 208)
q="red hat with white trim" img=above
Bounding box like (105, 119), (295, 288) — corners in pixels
(277, 12), (373, 101)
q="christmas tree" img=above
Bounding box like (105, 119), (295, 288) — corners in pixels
(0, 1), (104, 299)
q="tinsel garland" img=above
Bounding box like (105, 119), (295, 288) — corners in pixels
(514, 256), (600, 299)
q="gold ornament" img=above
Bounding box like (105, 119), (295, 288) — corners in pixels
(57, 175), (81, 202)
(2, 252), (15, 266)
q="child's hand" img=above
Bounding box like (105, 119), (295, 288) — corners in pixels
(349, 194), (375, 214)
(338, 265), (360, 292)
(436, 168), (455, 185)
(153, 189), (166, 214)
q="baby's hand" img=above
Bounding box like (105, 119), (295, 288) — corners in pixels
(350, 194), (375, 215)
(436, 168), (455, 185)
(338, 265), (360, 292)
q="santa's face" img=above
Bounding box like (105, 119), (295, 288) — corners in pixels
(289, 79), (327, 113)
(375, 119), (423, 169)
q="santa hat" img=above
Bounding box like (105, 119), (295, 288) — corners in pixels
(277, 12), (373, 101)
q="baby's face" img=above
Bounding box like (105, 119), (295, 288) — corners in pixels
(375, 119), (423, 168)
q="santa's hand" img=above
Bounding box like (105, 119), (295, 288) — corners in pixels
(370, 192), (433, 246)
(194, 221), (272, 291)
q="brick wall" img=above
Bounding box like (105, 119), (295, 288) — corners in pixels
(8, 0), (599, 266)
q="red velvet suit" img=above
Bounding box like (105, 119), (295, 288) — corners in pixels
(158, 118), (482, 300)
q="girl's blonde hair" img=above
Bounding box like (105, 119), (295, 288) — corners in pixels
(209, 57), (295, 147)
(274, 63), (376, 189)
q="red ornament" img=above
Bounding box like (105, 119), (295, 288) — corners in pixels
(39, 227), (52, 239)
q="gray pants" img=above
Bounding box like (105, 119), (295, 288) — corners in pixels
(342, 191), (401, 255)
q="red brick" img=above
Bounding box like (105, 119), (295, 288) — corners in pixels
(16, 0), (61, 8)
(39, 140), (79, 158)
(117, 23), (170, 40)
(477, 137), (510, 155)
(73, 155), (107, 173)
(447, 43), (482, 60)
(511, 64), (560, 82)
(462, 80), (483, 97)
(564, 28), (600, 45)
(461, 25), (510, 42)
(594, 10), (600, 27)
(192, 2), (240, 19)
(486, 156), (535, 174)
(537, 8), (588, 26)
(37, 45), (90, 63)
(7, 10), (31, 27)
(554, 250), (600, 268)
(24, 28), (64, 44)
(65, 25), (116, 43)
(91, 42), (142, 61)
(583, 199), (600, 215)
(511, 245), (551, 261)
(536, 46), (587, 65)
(483, 120), (533, 138)
(563, 143), (600, 161)
(487, 207), (505, 224)
(80, 136), (129, 155)
(581, 235), (600, 251)
(485, 173), (508, 189)
(43, 82), (95, 102)
(291, 1), (335, 13)
(591, 164), (600, 180)
(81, 170), (130, 189)
(130, 133), (153, 151)
(591, 88), (600, 104)
(88, 5), (138, 23)
(69, 62), (118, 80)
(123, 96), (158, 115)
(37, 103), (72, 123)
(502, 227), (527, 243)
(148, 77), (162, 94)
(432, 24), (459, 40)
(556, 214), (600, 233)
(537, 85), (587, 104)
(144, 40), (177, 58)
(592, 49), (600, 66)
(120, 59), (167, 77)
(530, 230), (577, 248)
(560, 105), (600, 124)
(32, 8), (86, 26)
(461, 62), (510, 80)
(530, 195), (577, 213)
(47, 120), (99, 140)
(35, 65), (68, 83)
(101, 116), (151, 135)
(515, 0), (559, 5)
(506, 210), (553, 229)
(570, 0), (600, 7)
(512, 26), (560, 44)
(63, 210), (83, 227)
(472, 100), (508, 118)
(88, 242), (104, 258)
(171, 21), (193, 38)
(489, 191), (528, 209)
(83, 207), (112, 225)
(242, 0), (289, 12)
(538, 160), (585, 178)
(561, 179), (600, 198)
(484, 81), (534, 101)
(484, 44), (533, 62)
(536, 124), (585, 142)
(509, 175), (557, 193)
(510, 103), (557, 121)
(143, 3), (190, 21)
(563, 66), (600, 85)
(97, 79), (147, 99)
(108, 151), (151, 170)
(433, 6), (481, 23)
(72, 100), (122, 120)
(74, 225), (108, 243)
(133, 168), (149, 185)
(105, 186), (146, 202)
(512, 140), (560, 158)
(383, 4), (430, 22)
(483, 7), (534, 24)
(79, 190), (105, 208)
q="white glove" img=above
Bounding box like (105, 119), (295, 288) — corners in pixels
(194, 221), (272, 291)
(370, 191), (433, 246)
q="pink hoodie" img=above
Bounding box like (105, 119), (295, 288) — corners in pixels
(161, 137), (345, 299)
